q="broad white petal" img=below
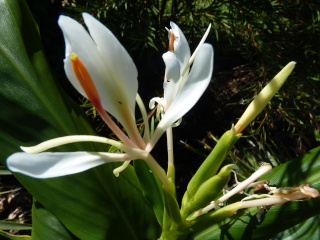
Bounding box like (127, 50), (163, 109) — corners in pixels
(7, 152), (132, 178)
(58, 15), (137, 131)
(58, 15), (101, 98)
(170, 22), (191, 72)
(82, 13), (138, 115)
(150, 44), (213, 146)
(162, 51), (180, 107)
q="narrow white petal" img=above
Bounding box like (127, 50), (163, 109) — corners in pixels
(7, 152), (132, 178)
(170, 22), (191, 72)
(149, 44), (213, 148)
(164, 44), (213, 123)
(188, 24), (211, 68)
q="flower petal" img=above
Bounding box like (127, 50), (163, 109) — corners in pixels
(58, 15), (100, 98)
(164, 44), (213, 122)
(148, 44), (213, 149)
(82, 13), (138, 115)
(7, 152), (132, 178)
(58, 14), (137, 131)
(170, 22), (191, 72)
(162, 51), (180, 107)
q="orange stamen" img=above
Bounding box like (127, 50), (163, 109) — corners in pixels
(168, 30), (175, 52)
(70, 53), (102, 109)
(69, 53), (138, 147)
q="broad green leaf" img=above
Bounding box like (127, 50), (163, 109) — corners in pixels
(190, 146), (320, 240)
(16, 165), (160, 239)
(32, 201), (78, 240)
(0, 0), (160, 239)
(0, 0), (95, 159)
(272, 215), (320, 240)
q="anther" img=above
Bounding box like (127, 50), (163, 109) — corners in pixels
(168, 30), (175, 52)
(70, 53), (102, 109)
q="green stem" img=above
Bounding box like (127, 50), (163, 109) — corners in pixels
(136, 93), (150, 142)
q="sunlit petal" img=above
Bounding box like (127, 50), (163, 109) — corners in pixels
(148, 44), (213, 149)
(170, 22), (191, 72)
(167, 43), (213, 120)
(7, 152), (132, 178)
(58, 14), (137, 132)
(82, 13), (138, 115)
(58, 15), (101, 98)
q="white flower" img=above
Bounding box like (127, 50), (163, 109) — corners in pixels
(7, 15), (214, 186)
(61, 13), (139, 142)
(7, 13), (162, 181)
(147, 23), (214, 151)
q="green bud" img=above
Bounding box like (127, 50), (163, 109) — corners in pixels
(189, 202), (241, 230)
(181, 164), (236, 219)
(234, 61), (296, 134)
(183, 128), (241, 205)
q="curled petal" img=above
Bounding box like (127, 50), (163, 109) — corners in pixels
(300, 184), (319, 198)
(149, 97), (165, 110)
(147, 44), (214, 150)
(7, 152), (132, 178)
(170, 22), (191, 72)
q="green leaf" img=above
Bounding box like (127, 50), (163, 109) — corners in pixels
(16, 165), (160, 239)
(273, 215), (320, 240)
(190, 146), (320, 240)
(0, 0), (96, 159)
(32, 201), (78, 240)
(134, 160), (164, 225)
(0, 0), (160, 239)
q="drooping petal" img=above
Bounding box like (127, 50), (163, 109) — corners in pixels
(58, 14), (138, 132)
(147, 44), (213, 150)
(7, 152), (132, 178)
(170, 22), (191, 72)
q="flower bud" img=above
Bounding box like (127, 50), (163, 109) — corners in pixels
(235, 62), (296, 133)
